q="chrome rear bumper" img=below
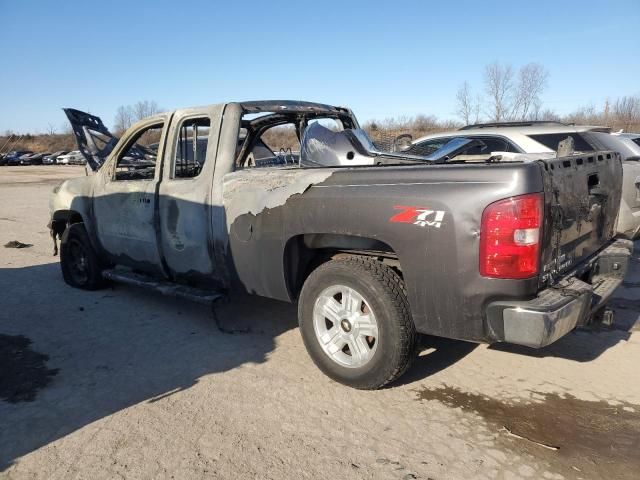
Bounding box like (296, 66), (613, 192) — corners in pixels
(487, 238), (634, 348)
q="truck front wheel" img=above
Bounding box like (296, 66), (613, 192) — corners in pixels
(60, 223), (105, 290)
(298, 256), (417, 389)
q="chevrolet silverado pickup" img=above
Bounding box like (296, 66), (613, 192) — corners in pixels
(49, 100), (633, 389)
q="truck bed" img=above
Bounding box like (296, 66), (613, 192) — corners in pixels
(222, 151), (624, 343)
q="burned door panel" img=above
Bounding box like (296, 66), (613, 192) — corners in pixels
(92, 116), (170, 274)
(158, 104), (225, 285)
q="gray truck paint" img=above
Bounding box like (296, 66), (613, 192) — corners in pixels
(52, 101), (630, 346)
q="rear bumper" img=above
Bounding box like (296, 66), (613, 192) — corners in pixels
(486, 238), (634, 348)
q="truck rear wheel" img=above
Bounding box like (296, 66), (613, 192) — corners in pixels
(298, 256), (417, 389)
(60, 223), (105, 290)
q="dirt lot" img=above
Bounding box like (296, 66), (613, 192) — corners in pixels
(1, 166), (639, 480)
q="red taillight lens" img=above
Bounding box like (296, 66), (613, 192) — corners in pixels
(480, 193), (543, 279)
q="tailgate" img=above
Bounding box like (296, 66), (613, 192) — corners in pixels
(539, 151), (623, 286)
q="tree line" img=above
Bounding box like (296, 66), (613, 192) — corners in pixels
(2, 69), (639, 154)
(452, 61), (640, 131)
(113, 100), (162, 134)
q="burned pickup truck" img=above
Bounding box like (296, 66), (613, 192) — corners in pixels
(50, 100), (633, 389)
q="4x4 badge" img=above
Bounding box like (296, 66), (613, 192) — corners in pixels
(389, 206), (446, 228)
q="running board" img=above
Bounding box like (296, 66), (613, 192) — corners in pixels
(102, 269), (225, 305)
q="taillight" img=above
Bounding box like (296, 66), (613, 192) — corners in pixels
(479, 193), (543, 279)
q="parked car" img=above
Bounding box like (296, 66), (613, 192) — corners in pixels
(590, 131), (640, 157)
(43, 151), (69, 165)
(50, 102), (632, 389)
(17, 152), (35, 165)
(410, 121), (640, 239)
(4, 150), (33, 165)
(56, 150), (85, 165)
(19, 152), (51, 165)
(583, 131), (640, 239)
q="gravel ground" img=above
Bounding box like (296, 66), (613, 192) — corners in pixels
(1, 166), (639, 480)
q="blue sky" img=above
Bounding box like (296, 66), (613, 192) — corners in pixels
(0, 0), (638, 133)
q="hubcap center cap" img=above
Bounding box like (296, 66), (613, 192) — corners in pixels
(340, 319), (352, 333)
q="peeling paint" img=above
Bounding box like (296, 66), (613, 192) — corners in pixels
(222, 167), (335, 228)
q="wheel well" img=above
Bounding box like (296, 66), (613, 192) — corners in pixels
(283, 233), (401, 300)
(51, 210), (84, 236)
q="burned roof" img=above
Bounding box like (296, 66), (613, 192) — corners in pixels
(239, 100), (351, 115)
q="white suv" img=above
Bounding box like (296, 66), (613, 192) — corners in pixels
(412, 121), (607, 159)
(412, 122), (640, 239)
(56, 150), (86, 165)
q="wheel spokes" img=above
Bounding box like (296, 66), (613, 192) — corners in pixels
(320, 327), (345, 354)
(349, 336), (371, 364)
(317, 296), (343, 323)
(341, 287), (363, 315)
(356, 314), (378, 338)
(313, 284), (379, 368)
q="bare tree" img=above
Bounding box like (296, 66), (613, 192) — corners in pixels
(473, 94), (482, 123)
(114, 100), (162, 133)
(46, 123), (57, 135)
(114, 105), (134, 133)
(132, 100), (161, 121)
(456, 81), (473, 125)
(484, 62), (514, 122)
(511, 63), (549, 120)
(539, 109), (560, 121)
(60, 121), (73, 135)
(413, 114), (439, 131)
(565, 103), (600, 125)
(613, 95), (640, 130)
(456, 82), (482, 125)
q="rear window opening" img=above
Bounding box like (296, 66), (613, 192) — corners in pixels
(235, 110), (353, 169)
(528, 133), (595, 153)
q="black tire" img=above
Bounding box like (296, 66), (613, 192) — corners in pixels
(60, 223), (106, 290)
(298, 256), (417, 389)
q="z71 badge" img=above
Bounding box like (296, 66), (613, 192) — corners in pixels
(389, 206), (446, 228)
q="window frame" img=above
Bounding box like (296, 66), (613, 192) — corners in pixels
(527, 132), (596, 153)
(170, 115), (212, 180)
(112, 121), (165, 182)
(415, 134), (523, 157)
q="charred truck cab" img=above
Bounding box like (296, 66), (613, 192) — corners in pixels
(50, 100), (633, 389)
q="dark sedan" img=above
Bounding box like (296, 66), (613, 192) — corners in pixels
(4, 150), (33, 166)
(19, 152), (51, 165)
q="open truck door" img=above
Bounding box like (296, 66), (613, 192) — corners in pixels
(63, 108), (120, 171)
